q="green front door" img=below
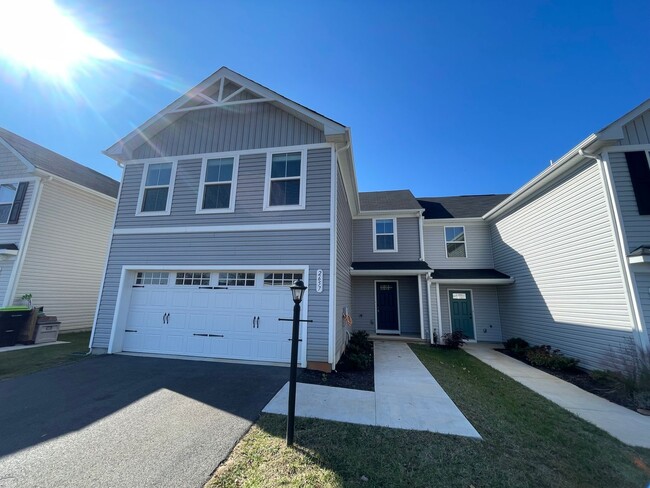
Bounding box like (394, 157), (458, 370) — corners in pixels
(449, 290), (474, 339)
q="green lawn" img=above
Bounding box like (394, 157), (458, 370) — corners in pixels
(207, 345), (650, 488)
(0, 330), (92, 380)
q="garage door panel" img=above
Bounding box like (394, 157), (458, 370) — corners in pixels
(122, 271), (301, 364)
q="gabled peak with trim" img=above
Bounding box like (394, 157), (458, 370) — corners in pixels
(596, 98), (650, 141)
(105, 66), (348, 162)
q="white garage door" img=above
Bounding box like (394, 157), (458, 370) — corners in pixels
(121, 270), (303, 363)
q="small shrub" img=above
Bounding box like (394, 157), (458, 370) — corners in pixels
(342, 331), (373, 370)
(504, 337), (529, 355)
(525, 345), (579, 371)
(442, 331), (467, 349)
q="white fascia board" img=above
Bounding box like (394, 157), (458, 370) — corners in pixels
(429, 278), (515, 285)
(423, 217), (485, 225)
(0, 136), (35, 172)
(483, 134), (604, 221)
(350, 269), (431, 276)
(356, 210), (423, 219)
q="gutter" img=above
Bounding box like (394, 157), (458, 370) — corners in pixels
(483, 134), (602, 221)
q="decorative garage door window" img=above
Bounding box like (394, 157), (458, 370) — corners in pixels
(217, 272), (256, 287)
(263, 272), (303, 286)
(175, 272), (210, 286)
(135, 272), (169, 285)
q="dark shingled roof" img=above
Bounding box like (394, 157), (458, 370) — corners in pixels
(417, 194), (510, 219)
(629, 246), (650, 257)
(359, 190), (423, 212)
(430, 269), (511, 280)
(0, 127), (119, 198)
(352, 261), (432, 271)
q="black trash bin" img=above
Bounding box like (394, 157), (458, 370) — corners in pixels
(0, 309), (32, 347)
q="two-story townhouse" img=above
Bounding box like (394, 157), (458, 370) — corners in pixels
(0, 127), (118, 331)
(91, 67), (359, 372)
(91, 66), (650, 373)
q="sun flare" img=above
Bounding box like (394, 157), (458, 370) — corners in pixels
(0, 0), (119, 81)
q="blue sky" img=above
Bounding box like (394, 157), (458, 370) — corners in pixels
(1, 0), (649, 197)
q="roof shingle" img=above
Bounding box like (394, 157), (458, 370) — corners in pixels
(0, 127), (119, 198)
(417, 194), (510, 219)
(359, 190), (422, 212)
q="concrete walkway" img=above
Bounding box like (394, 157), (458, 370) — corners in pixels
(464, 343), (650, 449)
(263, 341), (480, 438)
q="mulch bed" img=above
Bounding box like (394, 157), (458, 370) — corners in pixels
(298, 347), (374, 392)
(496, 348), (638, 411)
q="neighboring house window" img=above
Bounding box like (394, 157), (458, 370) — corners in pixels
(138, 162), (175, 214)
(197, 157), (237, 213)
(263, 272), (303, 286)
(0, 183), (17, 224)
(135, 272), (169, 285)
(218, 272), (256, 287)
(445, 226), (466, 257)
(175, 272), (210, 286)
(265, 151), (306, 210)
(373, 218), (397, 252)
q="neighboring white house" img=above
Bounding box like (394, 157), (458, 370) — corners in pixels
(88, 66), (650, 371)
(0, 127), (119, 331)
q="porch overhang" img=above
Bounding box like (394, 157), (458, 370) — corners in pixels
(429, 268), (514, 285)
(350, 261), (432, 276)
(628, 246), (650, 264)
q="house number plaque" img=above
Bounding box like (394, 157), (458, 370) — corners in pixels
(316, 269), (323, 293)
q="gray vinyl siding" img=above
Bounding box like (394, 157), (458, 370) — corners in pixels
(429, 284), (440, 341)
(132, 103), (325, 159)
(0, 177), (35, 305)
(335, 167), (353, 362)
(608, 152), (650, 252)
(92, 230), (330, 362)
(420, 275), (430, 339)
(621, 112), (650, 145)
(438, 285), (502, 342)
(116, 147), (331, 227)
(0, 144), (31, 179)
(353, 217), (420, 261)
(423, 221), (494, 269)
(635, 272), (650, 344)
(490, 160), (634, 370)
(351, 276), (420, 335)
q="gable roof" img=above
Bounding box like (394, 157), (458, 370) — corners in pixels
(0, 127), (119, 198)
(359, 190), (422, 212)
(417, 194), (510, 219)
(104, 66), (348, 162)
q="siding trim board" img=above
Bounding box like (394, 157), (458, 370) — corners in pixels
(601, 152), (650, 351)
(114, 222), (331, 235)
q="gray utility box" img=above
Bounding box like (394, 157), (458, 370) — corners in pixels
(34, 320), (61, 344)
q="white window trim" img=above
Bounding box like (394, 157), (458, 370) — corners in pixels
(372, 217), (398, 253)
(263, 148), (307, 211)
(135, 160), (178, 216)
(195, 154), (239, 214)
(444, 225), (468, 258)
(0, 181), (18, 225)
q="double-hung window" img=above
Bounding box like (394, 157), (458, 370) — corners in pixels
(138, 162), (175, 215)
(0, 183), (17, 224)
(198, 157), (237, 213)
(265, 151), (305, 209)
(445, 226), (466, 258)
(373, 218), (397, 252)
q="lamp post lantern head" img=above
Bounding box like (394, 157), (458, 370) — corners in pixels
(290, 279), (307, 304)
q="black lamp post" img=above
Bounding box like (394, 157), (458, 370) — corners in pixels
(286, 279), (306, 447)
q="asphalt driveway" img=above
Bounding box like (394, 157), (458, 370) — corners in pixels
(0, 355), (288, 488)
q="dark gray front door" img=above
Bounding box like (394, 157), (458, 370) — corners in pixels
(449, 290), (474, 339)
(376, 281), (399, 333)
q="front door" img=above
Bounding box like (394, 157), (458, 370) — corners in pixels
(449, 290), (474, 339)
(376, 281), (399, 334)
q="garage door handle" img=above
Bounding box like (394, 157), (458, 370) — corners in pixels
(256, 317), (260, 328)
(252, 316), (256, 328)
(125, 329), (137, 333)
(193, 333), (208, 337)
